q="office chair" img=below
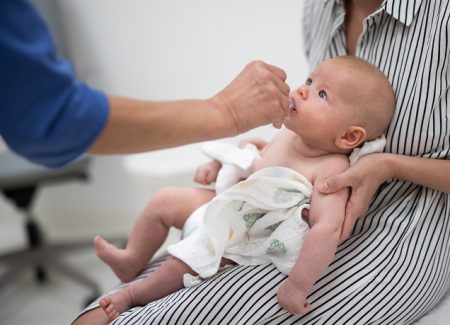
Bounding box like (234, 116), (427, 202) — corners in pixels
(0, 150), (125, 305)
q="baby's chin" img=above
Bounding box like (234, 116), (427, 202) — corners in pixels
(282, 118), (296, 131)
(281, 123), (301, 138)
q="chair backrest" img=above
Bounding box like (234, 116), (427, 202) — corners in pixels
(0, 151), (91, 191)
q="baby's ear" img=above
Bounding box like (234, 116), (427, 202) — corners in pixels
(335, 126), (367, 150)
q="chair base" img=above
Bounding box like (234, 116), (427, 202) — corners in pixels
(0, 153), (127, 307)
(0, 235), (126, 306)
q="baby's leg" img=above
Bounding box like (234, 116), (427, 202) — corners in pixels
(99, 256), (194, 321)
(95, 187), (215, 282)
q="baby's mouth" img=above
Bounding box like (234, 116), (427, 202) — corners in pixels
(289, 98), (297, 112)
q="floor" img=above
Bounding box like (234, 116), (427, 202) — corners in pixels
(0, 249), (116, 325)
(0, 228), (180, 325)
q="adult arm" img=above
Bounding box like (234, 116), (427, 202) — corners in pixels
(89, 61), (289, 154)
(317, 153), (450, 240)
(194, 136), (270, 185)
(0, 1), (289, 168)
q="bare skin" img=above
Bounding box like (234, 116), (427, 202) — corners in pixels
(94, 187), (215, 282)
(98, 256), (234, 321)
(88, 61), (290, 155)
(344, 0), (384, 55)
(74, 188), (214, 325)
(98, 256), (193, 320)
(72, 307), (109, 325)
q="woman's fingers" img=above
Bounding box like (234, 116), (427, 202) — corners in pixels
(340, 198), (362, 241)
(214, 60), (290, 133)
(266, 63), (288, 81)
(318, 159), (383, 241)
(268, 67), (290, 128)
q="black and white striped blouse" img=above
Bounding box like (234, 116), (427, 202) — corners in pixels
(303, 0), (450, 159)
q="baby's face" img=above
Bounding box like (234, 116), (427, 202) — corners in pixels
(284, 61), (355, 149)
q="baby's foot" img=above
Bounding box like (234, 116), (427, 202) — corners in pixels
(94, 235), (140, 282)
(99, 291), (133, 321)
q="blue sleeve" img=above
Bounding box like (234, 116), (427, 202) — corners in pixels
(0, 0), (109, 168)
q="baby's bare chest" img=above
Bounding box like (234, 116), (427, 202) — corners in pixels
(252, 145), (317, 183)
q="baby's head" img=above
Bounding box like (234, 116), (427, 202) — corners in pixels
(286, 56), (395, 154)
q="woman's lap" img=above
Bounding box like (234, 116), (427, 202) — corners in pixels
(79, 250), (449, 325)
(80, 259), (287, 324)
(79, 186), (450, 324)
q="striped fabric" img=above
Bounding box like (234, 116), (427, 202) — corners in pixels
(82, 1), (450, 324)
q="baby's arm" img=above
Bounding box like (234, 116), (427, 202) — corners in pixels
(277, 156), (349, 314)
(194, 160), (222, 185)
(194, 137), (270, 185)
(238, 137), (269, 151)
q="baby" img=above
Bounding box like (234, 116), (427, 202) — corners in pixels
(94, 56), (395, 320)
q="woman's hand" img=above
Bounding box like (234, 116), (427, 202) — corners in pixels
(316, 153), (394, 241)
(194, 160), (222, 185)
(212, 60), (290, 132)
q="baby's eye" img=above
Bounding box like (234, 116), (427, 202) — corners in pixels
(319, 90), (328, 100)
(306, 78), (312, 85)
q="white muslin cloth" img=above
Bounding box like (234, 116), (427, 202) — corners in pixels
(170, 137), (386, 286)
(200, 142), (261, 194)
(180, 142), (262, 239)
(349, 135), (386, 166)
(168, 166), (312, 279)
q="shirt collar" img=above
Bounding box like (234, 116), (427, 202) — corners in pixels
(382, 0), (423, 26)
(323, 0), (342, 6)
(324, 0), (423, 26)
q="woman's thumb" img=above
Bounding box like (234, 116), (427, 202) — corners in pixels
(317, 175), (343, 193)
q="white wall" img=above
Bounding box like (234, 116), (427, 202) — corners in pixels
(57, 0), (307, 99)
(1, 0), (309, 250)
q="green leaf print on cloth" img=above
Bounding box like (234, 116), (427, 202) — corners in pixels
(273, 188), (303, 204)
(266, 239), (287, 255)
(295, 198), (311, 207)
(265, 220), (283, 232)
(243, 212), (266, 228)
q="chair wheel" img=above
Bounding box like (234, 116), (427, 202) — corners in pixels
(35, 266), (47, 283)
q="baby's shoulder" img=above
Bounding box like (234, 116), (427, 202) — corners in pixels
(314, 154), (349, 179)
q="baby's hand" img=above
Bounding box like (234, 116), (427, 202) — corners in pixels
(277, 280), (310, 315)
(194, 160), (222, 185)
(238, 137), (268, 150)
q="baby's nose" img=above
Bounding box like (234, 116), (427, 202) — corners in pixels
(298, 85), (308, 99)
